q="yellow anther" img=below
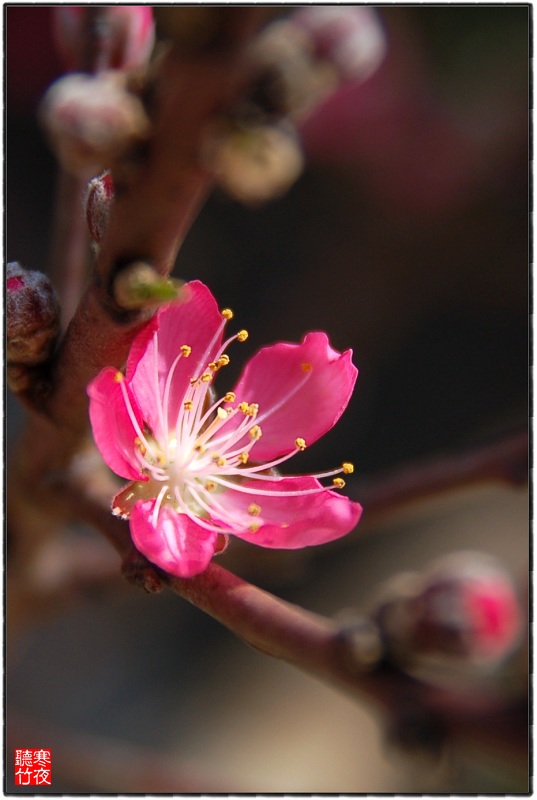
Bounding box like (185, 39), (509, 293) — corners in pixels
(342, 462), (354, 474)
(114, 371), (124, 382)
(217, 407), (228, 420)
(201, 372), (212, 383)
(237, 329), (248, 342)
(134, 437), (146, 456)
(184, 400), (193, 411)
(180, 344), (192, 357)
(205, 480), (216, 492)
(212, 454), (226, 467)
(224, 392), (236, 403)
(208, 362), (218, 371)
(157, 454), (166, 465)
(247, 403), (259, 416)
(249, 425), (262, 441)
(295, 437), (307, 451)
(238, 452), (249, 464)
(248, 503), (261, 517)
(190, 377), (198, 385)
(238, 401), (249, 414)
(333, 477), (346, 489)
(301, 362), (313, 372)
(217, 354), (230, 367)
(221, 308), (234, 320)
(249, 522), (260, 533)
(194, 444), (206, 454)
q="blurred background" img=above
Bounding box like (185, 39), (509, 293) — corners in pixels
(6, 6), (529, 793)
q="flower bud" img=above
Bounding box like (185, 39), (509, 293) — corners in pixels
(39, 72), (150, 178)
(52, 6), (155, 73)
(291, 7), (386, 83)
(374, 552), (522, 670)
(85, 170), (115, 244)
(201, 120), (303, 205)
(7, 262), (60, 393)
(245, 20), (327, 120)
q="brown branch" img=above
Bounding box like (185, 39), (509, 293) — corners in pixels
(49, 8), (140, 330)
(49, 171), (90, 331)
(8, 10), (273, 549)
(359, 429), (528, 523)
(43, 9), (271, 444)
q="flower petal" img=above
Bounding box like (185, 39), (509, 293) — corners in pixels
(87, 366), (145, 480)
(212, 475), (362, 548)
(127, 281), (225, 442)
(227, 331), (358, 461)
(130, 499), (217, 577)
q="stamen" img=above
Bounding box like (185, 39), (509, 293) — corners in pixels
(180, 345), (192, 357)
(174, 486), (236, 535)
(342, 462), (354, 474)
(225, 392), (236, 403)
(184, 400), (193, 411)
(152, 485), (169, 527)
(295, 437), (307, 451)
(117, 377), (156, 458)
(221, 308), (233, 320)
(207, 475), (332, 498)
(249, 425), (262, 441)
(333, 477), (346, 489)
(237, 330), (248, 342)
(134, 436), (146, 455)
(248, 503), (261, 516)
(217, 354), (230, 367)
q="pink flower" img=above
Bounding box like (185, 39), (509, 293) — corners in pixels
(88, 281), (362, 577)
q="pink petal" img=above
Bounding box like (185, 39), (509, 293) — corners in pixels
(127, 281), (225, 442)
(227, 332), (358, 461)
(87, 366), (145, 481)
(130, 499), (217, 578)
(214, 475), (362, 549)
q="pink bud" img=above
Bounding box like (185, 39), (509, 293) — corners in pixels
(375, 552), (522, 668)
(7, 262), (60, 367)
(412, 553), (522, 662)
(85, 170), (115, 244)
(53, 6), (155, 73)
(39, 72), (150, 178)
(292, 7), (386, 83)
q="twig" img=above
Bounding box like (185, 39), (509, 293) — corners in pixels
(49, 171), (90, 331)
(49, 8), (131, 330)
(359, 429), (528, 523)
